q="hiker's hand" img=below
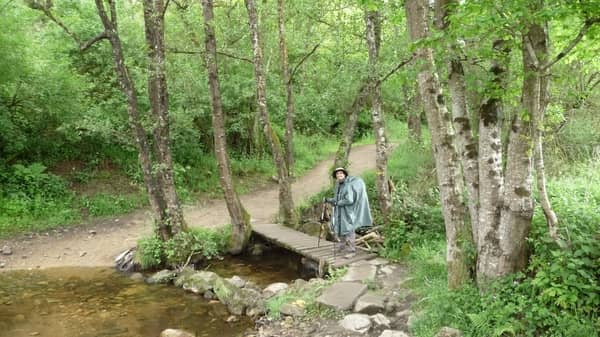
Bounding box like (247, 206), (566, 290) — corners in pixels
(325, 198), (336, 206)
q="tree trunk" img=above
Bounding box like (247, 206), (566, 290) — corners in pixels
(488, 39), (537, 278)
(449, 59), (480, 243)
(333, 81), (371, 170)
(142, 0), (187, 237)
(405, 0), (472, 289)
(527, 18), (559, 240)
(277, 0), (296, 179)
(94, 0), (177, 240)
(245, 0), (296, 225)
(435, 0), (479, 242)
(365, 8), (391, 221)
(201, 0), (251, 254)
(475, 42), (509, 281)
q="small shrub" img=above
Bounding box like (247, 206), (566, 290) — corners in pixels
(137, 235), (164, 270)
(163, 227), (230, 266)
(136, 226), (231, 269)
(1, 163), (69, 198)
(0, 163), (81, 237)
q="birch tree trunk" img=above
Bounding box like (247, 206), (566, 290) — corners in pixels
(201, 0), (251, 254)
(485, 38), (537, 278)
(277, 0), (296, 179)
(475, 41), (510, 281)
(405, 0), (472, 289)
(142, 0), (187, 236)
(245, 0), (296, 225)
(365, 8), (391, 221)
(434, 0), (479, 243)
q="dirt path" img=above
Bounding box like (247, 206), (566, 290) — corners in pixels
(0, 145), (377, 271)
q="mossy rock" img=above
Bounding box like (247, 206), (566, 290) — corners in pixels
(178, 270), (219, 294)
(146, 270), (176, 284)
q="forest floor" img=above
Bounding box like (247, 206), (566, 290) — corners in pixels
(0, 144), (377, 271)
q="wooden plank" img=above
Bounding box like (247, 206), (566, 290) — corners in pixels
(303, 246), (336, 254)
(252, 223), (376, 271)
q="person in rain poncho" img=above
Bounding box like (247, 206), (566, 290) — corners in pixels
(325, 167), (373, 258)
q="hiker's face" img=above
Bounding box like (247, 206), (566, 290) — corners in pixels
(335, 171), (346, 182)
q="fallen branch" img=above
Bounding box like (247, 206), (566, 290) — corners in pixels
(356, 231), (383, 244)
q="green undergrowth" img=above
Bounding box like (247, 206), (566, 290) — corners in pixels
(0, 163), (147, 238)
(376, 132), (444, 261)
(0, 131), (342, 239)
(402, 162), (599, 337)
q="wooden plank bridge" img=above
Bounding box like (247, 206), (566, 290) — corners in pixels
(252, 223), (377, 275)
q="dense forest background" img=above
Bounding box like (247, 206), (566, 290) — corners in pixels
(1, 0), (599, 336)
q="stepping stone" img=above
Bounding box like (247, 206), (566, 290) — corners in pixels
(339, 313), (371, 334)
(342, 263), (377, 282)
(379, 330), (411, 337)
(316, 281), (368, 311)
(354, 292), (385, 314)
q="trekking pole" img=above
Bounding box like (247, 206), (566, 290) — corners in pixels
(318, 223), (322, 248)
(318, 200), (329, 248)
(331, 208), (338, 260)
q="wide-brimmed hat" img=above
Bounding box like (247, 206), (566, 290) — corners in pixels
(332, 167), (348, 178)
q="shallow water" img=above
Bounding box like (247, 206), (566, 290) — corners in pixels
(0, 249), (301, 337)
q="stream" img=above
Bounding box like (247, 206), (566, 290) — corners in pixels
(0, 248), (301, 337)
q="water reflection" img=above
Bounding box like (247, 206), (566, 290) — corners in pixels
(0, 248), (301, 337)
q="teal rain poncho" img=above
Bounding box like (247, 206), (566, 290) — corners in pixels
(331, 176), (373, 236)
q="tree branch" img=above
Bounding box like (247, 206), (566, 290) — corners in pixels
(171, 0), (189, 10)
(378, 53), (416, 85)
(304, 12), (363, 40)
(168, 48), (202, 55)
(585, 71), (599, 87)
(109, 0), (118, 26)
(80, 31), (109, 51)
(523, 36), (540, 69)
(289, 43), (320, 82)
(215, 50), (252, 63)
(541, 18), (599, 72)
(27, 0), (108, 51)
(162, 0), (170, 18)
(588, 77), (600, 93)
(167, 48), (253, 63)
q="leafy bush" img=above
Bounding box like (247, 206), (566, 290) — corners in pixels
(137, 235), (164, 270)
(0, 163), (81, 237)
(377, 138), (443, 260)
(136, 226), (231, 269)
(1, 163), (70, 198)
(528, 165), (600, 317)
(163, 227), (230, 266)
